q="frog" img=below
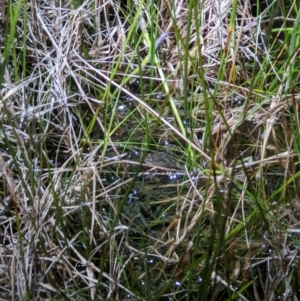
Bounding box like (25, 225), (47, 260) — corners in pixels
(144, 151), (183, 170)
(123, 191), (164, 229)
(122, 183), (176, 231)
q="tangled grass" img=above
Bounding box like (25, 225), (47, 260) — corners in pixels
(1, 0), (300, 300)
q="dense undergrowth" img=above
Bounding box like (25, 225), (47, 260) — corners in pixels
(1, 0), (300, 300)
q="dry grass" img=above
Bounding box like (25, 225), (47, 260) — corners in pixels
(1, 0), (300, 300)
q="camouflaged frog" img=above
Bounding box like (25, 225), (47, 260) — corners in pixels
(144, 151), (183, 170)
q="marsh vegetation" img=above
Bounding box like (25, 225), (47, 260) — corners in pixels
(1, 0), (300, 300)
